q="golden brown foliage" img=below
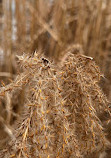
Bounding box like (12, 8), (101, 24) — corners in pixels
(0, 52), (110, 158)
(0, 0), (111, 99)
(0, 0), (111, 158)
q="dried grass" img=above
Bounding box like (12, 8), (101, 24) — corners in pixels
(1, 0), (111, 98)
(0, 0), (111, 157)
(0, 51), (110, 158)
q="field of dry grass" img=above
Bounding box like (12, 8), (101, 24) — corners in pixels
(0, 0), (111, 158)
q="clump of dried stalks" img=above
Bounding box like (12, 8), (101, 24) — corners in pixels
(0, 0), (111, 157)
(0, 51), (110, 158)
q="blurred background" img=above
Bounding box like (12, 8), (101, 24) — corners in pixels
(0, 0), (111, 152)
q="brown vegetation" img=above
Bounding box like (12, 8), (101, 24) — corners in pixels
(0, 52), (110, 158)
(0, 0), (111, 158)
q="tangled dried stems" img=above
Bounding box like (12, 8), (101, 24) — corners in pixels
(0, 51), (110, 158)
(0, 1), (111, 157)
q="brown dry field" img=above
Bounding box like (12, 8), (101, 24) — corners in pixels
(0, 0), (111, 158)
